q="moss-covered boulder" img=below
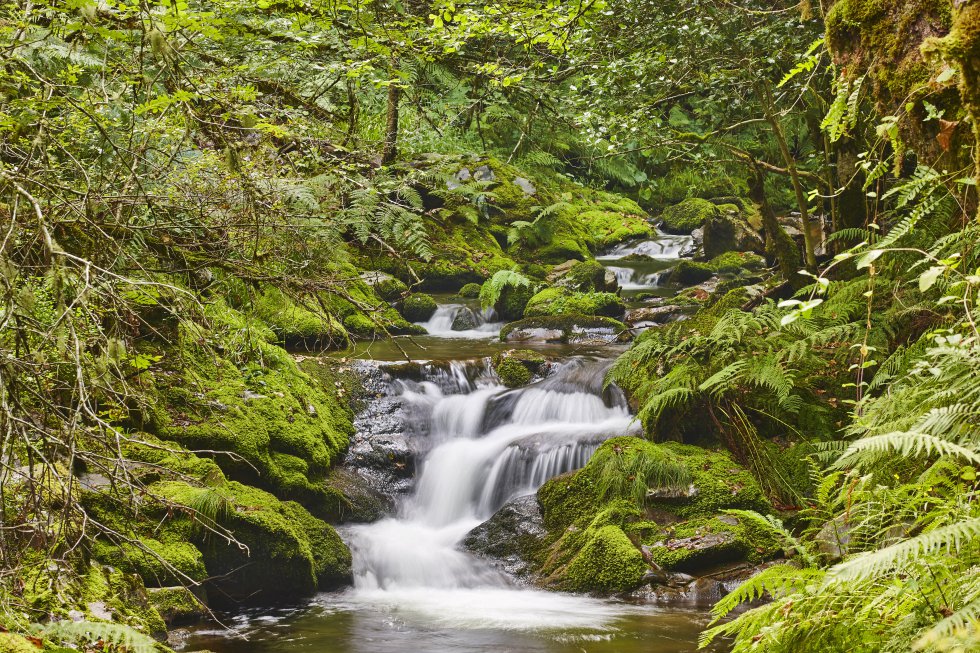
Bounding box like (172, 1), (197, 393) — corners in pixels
(643, 513), (782, 572)
(550, 259), (618, 292)
(668, 260), (714, 285)
(401, 293), (438, 322)
(524, 438), (775, 594)
(706, 251), (767, 275)
(89, 538), (207, 588)
(157, 320), (353, 506)
(496, 358), (533, 388)
(523, 288), (625, 319)
(458, 282), (482, 298)
(154, 480), (352, 606)
(480, 271), (538, 321)
(702, 206), (765, 258)
(660, 198), (721, 234)
(247, 287), (349, 350)
(0, 634), (38, 653)
(147, 586), (207, 625)
(500, 314), (629, 345)
(361, 271), (409, 301)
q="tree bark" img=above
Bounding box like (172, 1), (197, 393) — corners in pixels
(749, 167), (801, 284)
(381, 82), (400, 165)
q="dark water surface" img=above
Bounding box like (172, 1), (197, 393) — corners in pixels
(182, 591), (716, 653)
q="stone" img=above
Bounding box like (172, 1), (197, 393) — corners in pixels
(624, 305), (688, 326)
(702, 211), (765, 259)
(463, 495), (547, 579)
(474, 165), (495, 181)
(513, 176), (537, 195)
(451, 307), (479, 331)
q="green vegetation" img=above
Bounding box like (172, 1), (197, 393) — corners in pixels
(3, 0), (980, 650)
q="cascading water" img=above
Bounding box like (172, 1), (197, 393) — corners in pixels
(416, 303), (503, 338)
(599, 235), (695, 292)
(342, 357), (642, 629)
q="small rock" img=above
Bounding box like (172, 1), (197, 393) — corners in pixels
(474, 165), (495, 182)
(513, 177), (536, 195)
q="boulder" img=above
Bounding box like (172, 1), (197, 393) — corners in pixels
(360, 271), (408, 301)
(523, 288), (625, 319)
(513, 177), (537, 196)
(401, 293), (438, 322)
(451, 307), (480, 331)
(702, 208), (765, 258)
(624, 305), (689, 326)
(500, 315), (629, 345)
(660, 198), (721, 234)
(457, 282), (482, 298)
(549, 260), (619, 293)
(463, 495), (546, 579)
(668, 261), (714, 285)
(147, 586), (207, 626)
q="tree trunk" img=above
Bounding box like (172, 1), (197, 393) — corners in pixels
(381, 81), (400, 165)
(749, 167), (801, 284)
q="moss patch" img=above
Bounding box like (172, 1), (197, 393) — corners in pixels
(523, 288), (625, 319)
(660, 198), (720, 233)
(401, 293), (438, 322)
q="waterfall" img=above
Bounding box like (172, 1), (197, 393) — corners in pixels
(601, 235), (695, 260)
(346, 357), (640, 592)
(416, 303), (502, 339)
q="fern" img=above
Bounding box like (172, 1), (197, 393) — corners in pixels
(36, 621), (159, 653)
(479, 270), (533, 310)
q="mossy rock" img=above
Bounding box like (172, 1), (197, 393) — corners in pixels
(496, 358), (533, 388)
(495, 283), (537, 321)
(458, 282), (482, 298)
(157, 329), (353, 506)
(401, 293), (438, 322)
(554, 260), (617, 292)
(660, 198), (720, 234)
(648, 442), (771, 518)
(668, 260), (714, 285)
(147, 586), (207, 625)
(0, 634), (38, 653)
(702, 207), (765, 258)
(523, 288), (625, 319)
(500, 314), (628, 344)
(706, 251), (767, 275)
(554, 522), (649, 593)
(89, 538), (207, 588)
(644, 513), (782, 572)
(153, 480), (352, 606)
(361, 272), (409, 301)
(248, 286), (349, 350)
(77, 563), (169, 641)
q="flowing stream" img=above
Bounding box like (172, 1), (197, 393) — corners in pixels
(181, 234), (719, 652)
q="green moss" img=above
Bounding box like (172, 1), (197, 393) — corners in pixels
(0, 634), (37, 653)
(90, 538), (207, 587)
(496, 283), (537, 321)
(372, 276), (409, 301)
(401, 293), (438, 322)
(154, 480), (352, 605)
(249, 287), (348, 350)
(458, 282), (482, 298)
(496, 358), (533, 388)
(645, 513), (782, 571)
(651, 443), (770, 518)
(707, 251), (767, 274)
(559, 524), (649, 593)
(157, 332), (353, 505)
(523, 288), (625, 319)
(147, 586), (205, 625)
(660, 198), (720, 233)
(668, 260), (714, 285)
(492, 348), (547, 372)
(556, 260), (613, 292)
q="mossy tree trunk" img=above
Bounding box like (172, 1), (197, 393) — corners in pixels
(749, 167), (802, 284)
(381, 79), (400, 165)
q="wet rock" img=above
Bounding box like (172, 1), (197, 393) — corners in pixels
(624, 305), (689, 326)
(361, 271), (408, 301)
(501, 315), (629, 345)
(451, 307), (479, 331)
(463, 495), (546, 580)
(325, 467), (396, 522)
(816, 514), (851, 562)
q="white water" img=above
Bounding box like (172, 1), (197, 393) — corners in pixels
(344, 359), (642, 630)
(416, 304), (504, 339)
(601, 235), (695, 260)
(604, 266), (665, 290)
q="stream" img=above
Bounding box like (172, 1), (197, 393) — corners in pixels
(181, 236), (721, 652)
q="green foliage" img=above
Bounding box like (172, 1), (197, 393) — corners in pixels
(35, 621), (159, 653)
(523, 288), (625, 319)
